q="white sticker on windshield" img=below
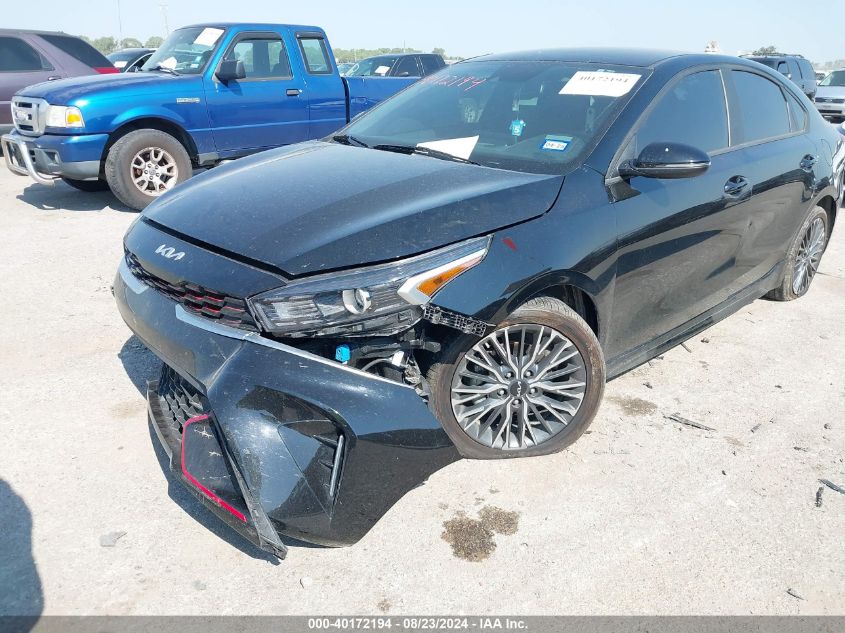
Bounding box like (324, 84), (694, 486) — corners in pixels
(375, 65), (391, 76)
(194, 27), (224, 47)
(160, 56), (177, 69)
(559, 71), (642, 97)
(417, 136), (479, 160)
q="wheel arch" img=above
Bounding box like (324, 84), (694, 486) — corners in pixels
(499, 271), (603, 341)
(101, 117), (199, 167)
(816, 194), (838, 233)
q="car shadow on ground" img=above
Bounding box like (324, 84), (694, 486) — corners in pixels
(118, 336), (323, 562)
(15, 181), (136, 213)
(0, 479), (43, 631)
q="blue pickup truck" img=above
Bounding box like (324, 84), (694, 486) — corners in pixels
(2, 23), (416, 209)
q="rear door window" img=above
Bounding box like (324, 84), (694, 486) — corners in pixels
(297, 36), (331, 74)
(393, 56), (420, 77)
(0, 37), (52, 72)
(419, 55), (444, 75)
(635, 69), (729, 154)
(36, 34), (110, 68)
(730, 70), (791, 144)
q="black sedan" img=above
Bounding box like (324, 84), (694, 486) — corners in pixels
(114, 48), (844, 558)
(106, 47), (154, 72)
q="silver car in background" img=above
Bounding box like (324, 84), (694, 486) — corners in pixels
(815, 69), (845, 122)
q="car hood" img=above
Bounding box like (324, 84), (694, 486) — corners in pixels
(16, 72), (185, 104)
(816, 85), (845, 99)
(144, 141), (564, 276)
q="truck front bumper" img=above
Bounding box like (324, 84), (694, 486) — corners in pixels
(1, 131), (106, 184)
(114, 257), (460, 557)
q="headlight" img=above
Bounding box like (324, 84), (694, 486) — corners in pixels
(46, 105), (84, 128)
(249, 236), (489, 338)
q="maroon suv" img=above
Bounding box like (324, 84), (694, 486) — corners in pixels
(0, 29), (117, 135)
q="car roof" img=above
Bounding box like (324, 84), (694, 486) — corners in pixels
(0, 28), (76, 36)
(180, 23), (325, 33)
(471, 48), (771, 71)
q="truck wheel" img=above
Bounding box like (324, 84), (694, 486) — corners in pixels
(105, 129), (191, 210)
(427, 297), (605, 459)
(60, 177), (110, 192)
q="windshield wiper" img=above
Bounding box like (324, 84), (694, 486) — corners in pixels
(372, 143), (479, 166)
(146, 64), (180, 76)
(332, 134), (369, 148)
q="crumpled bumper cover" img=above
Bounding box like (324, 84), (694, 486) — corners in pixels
(114, 258), (460, 555)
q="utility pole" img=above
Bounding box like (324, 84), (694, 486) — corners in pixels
(117, 0), (124, 45)
(159, 2), (170, 36)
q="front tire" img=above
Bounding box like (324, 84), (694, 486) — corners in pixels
(766, 205), (829, 301)
(104, 129), (191, 211)
(428, 297), (605, 459)
(60, 177), (110, 192)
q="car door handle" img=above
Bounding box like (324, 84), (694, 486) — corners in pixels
(724, 176), (750, 197)
(286, 88), (302, 97)
(800, 154), (818, 172)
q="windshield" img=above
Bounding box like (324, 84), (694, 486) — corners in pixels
(820, 70), (845, 87)
(141, 26), (224, 75)
(346, 56), (398, 77)
(341, 60), (646, 175)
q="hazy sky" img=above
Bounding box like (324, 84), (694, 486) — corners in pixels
(11, 0), (841, 63)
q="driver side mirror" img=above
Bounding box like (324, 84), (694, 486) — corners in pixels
(216, 59), (246, 82)
(618, 142), (711, 180)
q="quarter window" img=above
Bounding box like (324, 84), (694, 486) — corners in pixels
(0, 37), (51, 72)
(785, 91), (807, 132)
(731, 70), (791, 144)
(298, 37), (331, 74)
(225, 36), (291, 79)
(635, 70), (729, 154)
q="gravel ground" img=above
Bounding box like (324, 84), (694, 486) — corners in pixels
(0, 167), (843, 616)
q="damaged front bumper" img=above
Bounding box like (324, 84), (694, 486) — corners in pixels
(114, 258), (461, 557)
(2, 131), (103, 184)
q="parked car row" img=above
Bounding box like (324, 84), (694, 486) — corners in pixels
(2, 23), (420, 209)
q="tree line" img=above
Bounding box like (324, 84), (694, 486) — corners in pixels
(78, 36), (460, 62)
(80, 36), (164, 54)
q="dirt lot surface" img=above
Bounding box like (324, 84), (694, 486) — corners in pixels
(0, 168), (843, 616)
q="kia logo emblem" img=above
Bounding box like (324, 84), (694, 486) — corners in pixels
(155, 244), (185, 261)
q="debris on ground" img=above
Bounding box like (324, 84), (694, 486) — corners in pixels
(819, 479), (845, 495)
(824, 423), (832, 430)
(681, 342), (692, 353)
(644, 381), (653, 389)
(816, 487), (824, 508)
(701, 337), (710, 343)
(441, 506), (520, 562)
(666, 413), (716, 432)
(750, 423), (762, 433)
(99, 531), (127, 548)
(786, 588), (805, 601)
(300, 576), (314, 588)
(793, 446), (810, 452)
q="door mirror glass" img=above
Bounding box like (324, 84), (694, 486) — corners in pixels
(619, 142), (711, 180)
(216, 59), (246, 82)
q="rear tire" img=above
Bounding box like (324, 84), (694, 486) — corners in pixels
(104, 129), (191, 211)
(766, 205), (829, 301)
(428, 297), (605, 459)
(60, 177), (110, 192)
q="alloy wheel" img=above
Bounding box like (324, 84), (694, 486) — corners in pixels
(792, 217), (826, 295)
(450, 324), (587, 451)
(130, 146), (179, 196)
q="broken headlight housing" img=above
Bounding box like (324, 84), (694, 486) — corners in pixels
(248, 236), (489, 338)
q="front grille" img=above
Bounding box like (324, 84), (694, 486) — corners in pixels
(157, 364), (204, 435)
(11, 98), (47, 136)
(126, 251), (259, 331)
(817, 98), (845, 104)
